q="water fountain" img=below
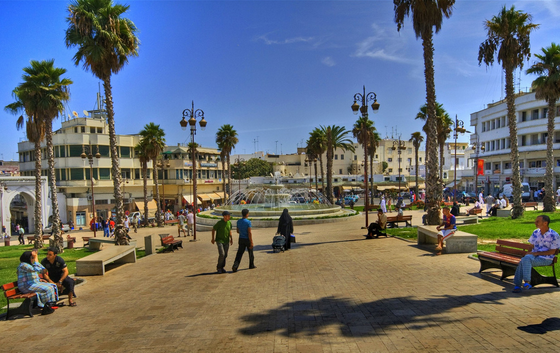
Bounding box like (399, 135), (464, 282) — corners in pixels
(198, 173), (358, 228)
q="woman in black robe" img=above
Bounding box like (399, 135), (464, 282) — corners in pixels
(277, 209), (294, 250)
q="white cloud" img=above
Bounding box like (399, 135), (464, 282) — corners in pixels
(256, 34), (314, 45)
(322, 56), (335, 67)
(352, 23), (416, 64)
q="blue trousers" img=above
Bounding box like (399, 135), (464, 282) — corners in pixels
(513, 254), (552, 286)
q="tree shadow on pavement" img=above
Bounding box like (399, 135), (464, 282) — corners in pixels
(518, 317), (560, 334)
(238, 293), (509, 337)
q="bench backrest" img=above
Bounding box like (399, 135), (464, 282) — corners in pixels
(495, 239), (532, 258)
(161, 236), (175, 244)
(2, 281), (20, 298)
(397, 215), (412, 220)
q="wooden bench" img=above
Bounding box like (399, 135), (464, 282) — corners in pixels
(477, 239), (559, 287)
(26, 235), (51, 244)
(82, 237), (91, 246)
(521, 202), (538, 211)
(76, 245), (136, 276)
(417, 225), (478, 253)
(159, 234), (183, 252)
(164, 219), (179, 226)
(468, 208), (483, 218)
(1, 281), (37, 319)
(387, 215), (412, 228)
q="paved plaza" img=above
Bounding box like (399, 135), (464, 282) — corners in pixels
(2, 211), (560, 352)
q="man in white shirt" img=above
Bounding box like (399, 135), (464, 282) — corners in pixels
(556, 187), (560, 205)
(186, 209), (195, 237)
(499, 196), (507, 209)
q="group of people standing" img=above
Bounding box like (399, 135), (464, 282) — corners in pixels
(210, 208), (294, 274)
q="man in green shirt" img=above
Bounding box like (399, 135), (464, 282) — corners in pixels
(211, 211), (233, 273)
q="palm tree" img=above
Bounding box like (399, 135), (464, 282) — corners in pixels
(410, 132), (424, 201)
(436, 112), (453, 181)
(320, 125), (355, 203)
(394, 0), (455, 225)
(5, 60), (72, 250)
(308, 128), (327, 193)
(526, 43), (560, 212)
(367, 131), (381, 205)
(479, 5), (539, 218)
(134, 141), (150, 227)
(215, 124), (238, 204)
(416, 102), (451, 182)
(352, 116), (375, 205)
(65, 0), (140, 244)
(139, 123), (166, 226)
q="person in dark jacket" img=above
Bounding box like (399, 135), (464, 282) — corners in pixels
(276, 209), (294, 250)
(450, 202), (460, 217)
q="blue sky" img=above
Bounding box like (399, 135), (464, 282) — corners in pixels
(1, 0), (560, 161)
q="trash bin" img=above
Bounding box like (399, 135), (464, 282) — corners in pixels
(4, 237), (10, 246)
(66, 237), (75, 249)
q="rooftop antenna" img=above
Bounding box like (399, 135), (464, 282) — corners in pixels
(83, 110), (89, 117)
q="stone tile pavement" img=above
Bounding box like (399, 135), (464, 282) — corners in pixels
(1, 212), (560, 352)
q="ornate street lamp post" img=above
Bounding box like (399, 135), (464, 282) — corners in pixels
(81, 145), (100, 237)
(472, 138), (485, 195)
(351, 85), (380, 228)
(0, 181), (7, 238)
(180, 101), (207, 242)
(453, 115), (470, 202)
(392, 138), (406, 193)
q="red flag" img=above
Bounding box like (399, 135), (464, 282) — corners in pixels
(477, 159), (484, 176)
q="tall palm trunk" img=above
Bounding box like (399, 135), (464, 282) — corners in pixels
(318, 155), (325, 193)
(221, 156), (226, 204)
(314, 161), (318, 191)
(103, 77), (127, 244)
(45, 122), (63, 252)
(33, 142), (43, 249)
(543, 98), (556, 212)
(369, 152), (374, 205)
(439, 142), (444, 181)
(422, 30), (441, 225)
(326, 145), (333, 203)
(505, 67), (524, 218)
(226, 153), (232, 204)
(142, 160), (148, 226)
(414, 145), (420, 201)
(153, 158), (162, 226)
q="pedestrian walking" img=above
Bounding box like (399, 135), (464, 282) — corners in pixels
(177, 211), (186, 237)
(232, 209), (256, 272)
(132, 214), (138, 233)
(186, 209), (194, 237)
(276, 209), (294, 250)
(211, 211), (233, 274)
(103, 218), (110, 237)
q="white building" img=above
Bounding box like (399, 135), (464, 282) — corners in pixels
(464, 91), (560, 195)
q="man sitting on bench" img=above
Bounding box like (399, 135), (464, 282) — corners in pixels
(366, 209), (387, 239)
(512, 215), (560, 293)
(41, 247), (77, 307)
(435, 207), (456, 255)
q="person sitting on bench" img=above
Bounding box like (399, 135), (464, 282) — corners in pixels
(367, 209), (387, 239)
(435, 207), (456, 255)
(41, 247), (77, 307)
(512, 215), (560, 293)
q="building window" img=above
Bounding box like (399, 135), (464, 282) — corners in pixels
(419, 157), (422, 162)
(482, 123), (486, 132)
(504, 162), (511, 169)
(388, 158), (393, 162)
(99, 168), (111, 180)
(485, 162), (491, 170)
(375, 154), (378, 159)
(520, 135), (526, 146)
(97, 127), (103, 133)
(388, 168), (393, 173)
(354, 155), (357, 160)
(69, 168), (84, 180)
(543, 108), (548, 118)
(532, 109), (539, 120)
(122, 169), (131, 179)
(340, 154), (344, 160)
(98, 145), (110, 157)
(120, 146), (131, 158)
(81, 126), (85, 133)
(85, 168), (98, 180)
(491, 120), (495, 130)
(76, 211), (86, 226)
(334, 155), (338, 160)
(90, 127), (96, 133)
(69, 145), (82, 157)
(339, 169), (342, 174)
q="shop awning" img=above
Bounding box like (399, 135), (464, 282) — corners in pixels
(211, 192), (224, 200)
(182, 195), (193, 203)
(411, 183), (425, 190)
(197, 194), (212, 202)
(376, 185), (409, 191)
(134, 200), (157, 212)
(341, 186), (352, 192)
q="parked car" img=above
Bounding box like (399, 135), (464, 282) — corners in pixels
(43, 223), (71, 234)
(460, 192), (477, 204)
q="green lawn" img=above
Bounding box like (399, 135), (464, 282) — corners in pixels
(388, 210), (560, 278)
(0, 245), (146, 314)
